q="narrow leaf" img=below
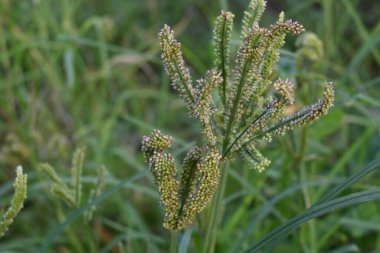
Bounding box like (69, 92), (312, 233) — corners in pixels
(242, 189), (380, 253)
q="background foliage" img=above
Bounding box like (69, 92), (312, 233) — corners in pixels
(0, 0), (379, 252)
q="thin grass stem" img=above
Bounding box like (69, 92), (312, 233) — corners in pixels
(170, 231), (177, 253)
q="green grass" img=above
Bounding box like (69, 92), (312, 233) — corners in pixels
(0, 0), (380, 252)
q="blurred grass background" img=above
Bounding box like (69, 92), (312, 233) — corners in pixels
(0, 0), (379, 252)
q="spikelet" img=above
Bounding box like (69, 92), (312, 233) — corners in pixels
(0, 166), (27, 237)
(39, 163), (76, 207)
(159, 25), (195, 109)
(275, 82), (334, 131)
(142, 129), (173, 159)
(213, 11), (234, 105)
(185, 148), (220, 213)
(151, 152), (181, 230)
(141, 130), (180, 229)
(50, 183), (76, 207)
(241, 0), (266, 38)
(261, 14), (304, 75)
(252, 14), (305, 101)
(262, 16), (304, 76)
(240, 144), (270, 172)
(178, 148), (202, 203)
(174, 148), (220, 230)
(265, 18), (304, 43)
(192, 69), (223, 145)
(71, 147), (85, 207)
(254, 82), (334, 143)
(85, 165), (107, 222)
(141, 131), (222, 230)
(39, 148), (106, 214)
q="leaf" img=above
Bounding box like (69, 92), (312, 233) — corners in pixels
(240, 157), (380, 252)
(242, 189), (380, 253)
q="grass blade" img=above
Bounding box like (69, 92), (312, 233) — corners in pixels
(242, 189), (380, 253)
(314, 125), (376, 200)
(39, 172), (147, 253)
(341, 0), (380, 66)
(228, 179), (340, 253)
(317, 156), (380, 203)
(239, 157), (380, 252)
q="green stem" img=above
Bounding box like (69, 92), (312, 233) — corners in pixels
(170, 231), (177, 253)
(220, 14), (227, 106)
(297, 127), (317, 253)
(222, 59), (251, 152)
(203, 163), (228, 253)
(296, 127), (308, 167)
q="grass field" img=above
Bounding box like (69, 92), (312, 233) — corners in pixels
(1, 0), (380, 252)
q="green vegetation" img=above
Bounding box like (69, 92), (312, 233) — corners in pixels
(0, 166), (27, 238)
(0, 0), (379, 252)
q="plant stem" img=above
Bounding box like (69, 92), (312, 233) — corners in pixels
(220, 14), (227, 106)
(297, 127), (317, 253)
(222, 58), (251, 153)
(170, 231), (177, 253)
(203, 163), (228, 253)
(295, 127), (308, 168)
